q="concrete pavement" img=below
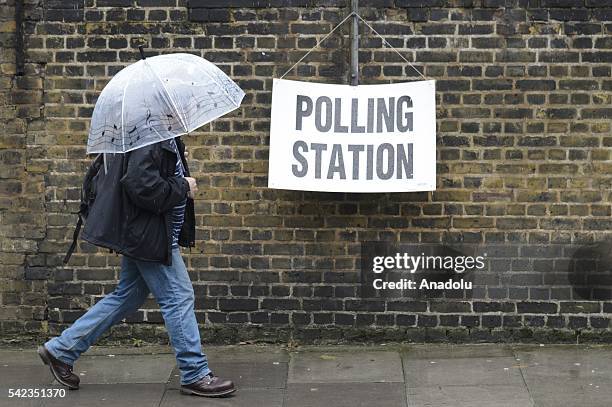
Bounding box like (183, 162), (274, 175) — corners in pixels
(0, 343), (610, 407)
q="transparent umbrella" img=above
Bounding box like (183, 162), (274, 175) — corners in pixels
(86, 51), (245, 154)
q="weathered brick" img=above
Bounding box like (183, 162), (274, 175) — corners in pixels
(560, 302), (601, 313)
(219, 299), (259, 312)
(189, 8), (231, 22)
(517, 302), (558, 314)
(97, 0), (133, 6)
(516, 80), (556, 91)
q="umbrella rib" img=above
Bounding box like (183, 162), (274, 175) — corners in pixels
(121, 62), (138, 152)
(194, 60), (238, 110)
(145, 61), (190, 134)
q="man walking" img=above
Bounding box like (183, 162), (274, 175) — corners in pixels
(38, 136), (236, 397)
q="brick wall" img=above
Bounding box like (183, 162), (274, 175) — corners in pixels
(1, 0), (611, 344)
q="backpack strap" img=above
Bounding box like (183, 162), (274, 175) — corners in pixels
(63, 213), (83, 265)
(63, 154), (103, 265)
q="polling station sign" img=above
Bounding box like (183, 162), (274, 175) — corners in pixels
(268, 78), (436, 193)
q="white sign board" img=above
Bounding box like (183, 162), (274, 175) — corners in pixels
(268, 79), (436, 193)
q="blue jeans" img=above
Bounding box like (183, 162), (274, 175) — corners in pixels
(45, 248), (210, 385)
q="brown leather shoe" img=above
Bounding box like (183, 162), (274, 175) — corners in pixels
(37, 345), (80, 390)
(180, 373), (236, 397)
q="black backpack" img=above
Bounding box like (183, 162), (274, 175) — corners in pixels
(63, 154), (104, 264)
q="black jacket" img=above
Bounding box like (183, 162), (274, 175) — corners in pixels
(81, 137), (196, 266)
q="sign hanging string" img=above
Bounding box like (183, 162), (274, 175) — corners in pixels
(354, 13), (427, 80)
(280, 12), (355, 80)
(280, 11), (427, 81)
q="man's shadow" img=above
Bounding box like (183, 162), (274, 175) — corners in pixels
(568, 241), (612, 300)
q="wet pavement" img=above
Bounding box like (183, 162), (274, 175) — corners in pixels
(0, 343), (610, 406)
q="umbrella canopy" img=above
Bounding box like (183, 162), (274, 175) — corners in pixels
(87, 53), (245, 154)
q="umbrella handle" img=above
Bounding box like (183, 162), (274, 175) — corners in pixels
(138, 46), (146, 60)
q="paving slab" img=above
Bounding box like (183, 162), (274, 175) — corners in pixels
(285, 383), (406, 407)
(515, 346), (612, 407)
(403, 356), (524, 387)
(288, 350), (403, 384)
(84, 344), (290, 362)
(74, 353), (176, 384)
(166, 360), (288, 390)
(522, 378), (610, 407)
(40, 384), (165, 407)
(0, 389), (47, 407)
(406, 384), (534, 407)
(203, 345), (290, 364)
(2, 344), (612, 407)
(402, 344), (514, 359)
(0, 351), (54, 388)
(160, 388), (284, 407)
(514, 346), (612, 380)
